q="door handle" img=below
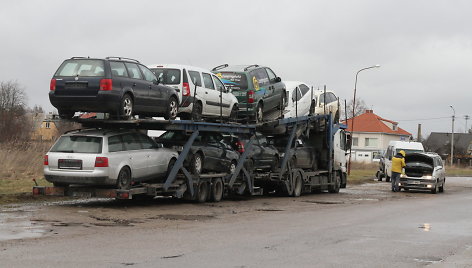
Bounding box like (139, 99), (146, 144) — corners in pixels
(205, 92), (208, 94)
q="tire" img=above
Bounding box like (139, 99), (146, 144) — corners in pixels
(164, 96), (178, 120)
(229, 160), (237, 174)
(195, 181), (209, 203)
(291, 171), (302, 197)
(271, 155), (279, 172)
(58, 110), (74, 120)
(376, 171), (383, 181)
(386, 174), (391, 182)
(328, 172), (341, 193)
(229, 105), (238, 122)
(439, 182), (444, 193)
(309, 101), (316, 115)
(210, 178), (224, 202)
(431, 183), (438, 194)
(191, 101), (203, 121)
(166, 158), (177, 178)
(116, 167), (132, 190)
(190, 153), (203, 175)
(119, 94), (133, 120)
(255, 103), (263, 123)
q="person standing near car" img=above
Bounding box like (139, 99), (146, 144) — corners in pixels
(391, 150), (406, 192)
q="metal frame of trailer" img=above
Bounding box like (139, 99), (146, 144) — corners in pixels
(33, 114), (346, 201)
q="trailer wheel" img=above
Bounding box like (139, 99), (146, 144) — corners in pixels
(117, 167), (132, 190)
(328, 171), (341, 193)
(291, 170), (303, 197)
(210, 178), (224, 202)
(195, 181), (209, 203)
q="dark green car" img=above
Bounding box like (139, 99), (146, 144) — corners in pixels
(212, 64), (286, 123)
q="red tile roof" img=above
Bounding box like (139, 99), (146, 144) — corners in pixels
(343, 110), (411, 136)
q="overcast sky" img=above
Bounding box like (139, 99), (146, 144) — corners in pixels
(1, 0), (471, 138)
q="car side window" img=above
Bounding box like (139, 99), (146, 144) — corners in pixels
(108, 135), (125, 152)
(212, 75), (226, 92)
(122, 133), (142, 150)
(136, 134), (156, 149)
(202, 73), (215, 90)
(328, 92), (337, 103)
(124, 63), (143, 80)
(299, 84), (310, 96)
(249, 69), (270, 88)
(188, 70), (202, 87)
(265, 68), (277, 82)
(110, 61), (129, 77)
(319, 93), (325, 104)
(139, 65), (157, 82)
(292, 87), (302, 102)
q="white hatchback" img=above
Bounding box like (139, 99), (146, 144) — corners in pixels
(147, 64), (239, 121)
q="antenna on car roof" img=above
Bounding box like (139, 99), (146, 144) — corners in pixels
(212, 64), (229, 71)
(105, 57), (140, 63)
(244, 64), (259, 71)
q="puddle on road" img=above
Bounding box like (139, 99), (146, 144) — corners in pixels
(418, 223), (432, 232)
(413, 257), (442, 264)
(150, 214), (215, 221)
(0, 210), (48, 241)
(302, 200), (344, 205)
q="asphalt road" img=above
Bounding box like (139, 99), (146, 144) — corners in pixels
(1, 177), (472, 267)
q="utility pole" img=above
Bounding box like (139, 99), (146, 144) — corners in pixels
(450, 106), (455, 166)
(465, 115), (470, 133)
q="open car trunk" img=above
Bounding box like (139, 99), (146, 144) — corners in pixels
(404, 153), (434, 177)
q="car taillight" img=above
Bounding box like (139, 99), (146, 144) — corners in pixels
(183, 82), (191, 96)
(43, 155), (49, 165)
(95, 157), (109, 167)
(50, 79), (56, 91)
(236, 141), (245, 153)
(248, 90), (255, 103)
(99, 79), (113, 91)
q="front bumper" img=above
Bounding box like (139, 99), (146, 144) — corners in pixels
(399, 177), (438, 190)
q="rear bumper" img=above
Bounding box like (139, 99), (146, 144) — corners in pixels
(45, 175), (114, 186)
(49, 91), (121, 112)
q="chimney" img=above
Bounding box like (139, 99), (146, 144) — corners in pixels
(365, 110), (373, 114)
(417, 124), (422, 141)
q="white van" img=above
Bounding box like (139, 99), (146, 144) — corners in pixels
(384, 141), (424, 179)
(147, 64), (238, 120)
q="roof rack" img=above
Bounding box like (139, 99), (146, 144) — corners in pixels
(244, 64), (259, 71)
(211, 64), (229, 71)
(105, 57), (140, 63)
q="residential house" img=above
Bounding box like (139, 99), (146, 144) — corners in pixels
(31, 113), (60, 141)
(344, 110), (412, 163)
(424, 132), (472, 162)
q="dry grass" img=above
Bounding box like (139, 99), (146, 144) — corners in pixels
(0, 141), (53, 200)
(348, 162), (378, 184)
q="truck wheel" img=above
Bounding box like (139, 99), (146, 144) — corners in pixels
(190, 153), (203, 175)
(116, 167), (132, 190)
(210, 178), (224, 202)
(328, 172), (341, 193)
(195, 181), (209, 203)
(291, 171), (302, 197)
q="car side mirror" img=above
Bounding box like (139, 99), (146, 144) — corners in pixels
(275, 77), (282, 83)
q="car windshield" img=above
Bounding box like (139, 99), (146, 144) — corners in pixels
(150, 68), (181, 85)
(216, 72), (248, 91)
(50, 136), (102, 154)
(55, 59), (105, 77)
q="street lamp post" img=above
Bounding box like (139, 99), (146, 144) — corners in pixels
(450, 105), (455, 166)
(348, 64), (381, 175)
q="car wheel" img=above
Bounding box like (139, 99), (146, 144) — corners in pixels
(164, 96), (178, 120)
(376, 171), (382, 181)
(195, 181), (209, 203)
(328, 172), (341, 193)
(166, 158), (177, 178)
(229, 105), (238, 122)
(210, 178), (224, 202)
(271, 155), (279, 172)
(58, 110), (75, 120)
(119, 94), (133, 120)
(255, 103), (263, 123)
(190, 153), (203, 175)
(116, 167), (132, 190)
(386, 174), (391, 182)
(439, 182), (444, 193)
(431, 183), (438, 194)
(229, 160), (237, 174)
(191, 101), (203, 121)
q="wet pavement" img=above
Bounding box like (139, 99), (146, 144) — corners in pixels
(1, 177), (472, 267)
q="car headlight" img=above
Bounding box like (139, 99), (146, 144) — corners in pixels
(400, 174), (407, 178)
(423, 175), (433, 180)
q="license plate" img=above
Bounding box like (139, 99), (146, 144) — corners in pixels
(234, 91), (247, 97)
(409, 180), (421, 184)
(65, 82), (88, 89)
(58, 159), (83, 170)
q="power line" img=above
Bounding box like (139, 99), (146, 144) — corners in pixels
(396, 116), (450, 122)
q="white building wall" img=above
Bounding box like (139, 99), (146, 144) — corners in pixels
(351, 132), (410, 163)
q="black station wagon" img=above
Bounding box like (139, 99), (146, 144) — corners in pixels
(49, 57), (179, 120)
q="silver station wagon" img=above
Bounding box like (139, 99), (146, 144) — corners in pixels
(44, 129), (178, 189)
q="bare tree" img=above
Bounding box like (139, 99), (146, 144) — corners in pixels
(0, 81), (30, 141)
(341, 98), (369, 120)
